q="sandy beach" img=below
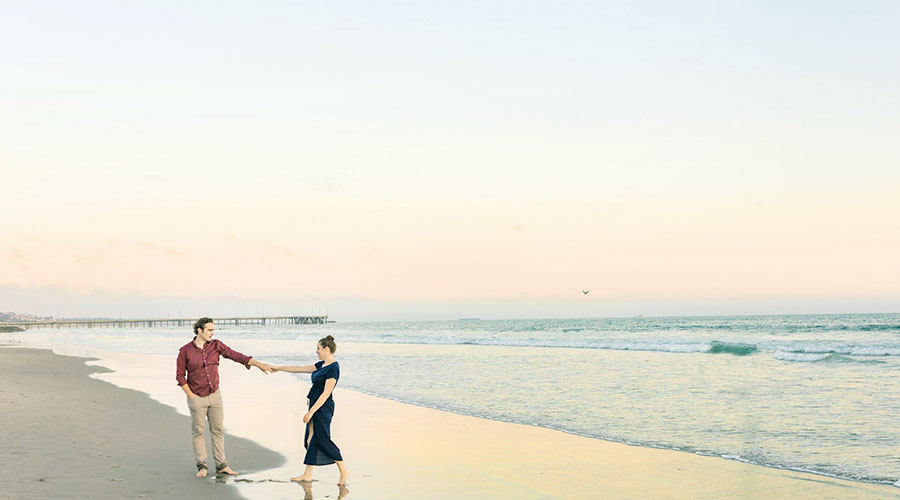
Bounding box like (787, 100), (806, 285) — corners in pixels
(0, 346), (283, 500)
(2, 342), (897, 500)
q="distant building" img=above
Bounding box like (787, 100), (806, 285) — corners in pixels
(0, 312), (54, 323)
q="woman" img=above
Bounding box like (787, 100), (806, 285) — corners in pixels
(272, 335), (350, 485)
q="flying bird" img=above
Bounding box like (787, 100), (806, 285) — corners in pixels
(582, 290), (590, 294)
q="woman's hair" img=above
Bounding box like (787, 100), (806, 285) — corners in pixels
(194, 317), (213, 335)
(319, 335), (337, 353)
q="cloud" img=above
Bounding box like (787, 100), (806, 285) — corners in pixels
(265, 243), (295, 258)
(0, 284), (333, 319)
(1, 248), (26, 261)
(0, 247), (29, 272)
(137, 242), (183, 257)
(164, 246), (185, 258)
(71, 249), (110, 266)
(302, 174), (345, 193)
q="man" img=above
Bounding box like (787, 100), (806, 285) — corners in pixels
(175, 317), (272, 477)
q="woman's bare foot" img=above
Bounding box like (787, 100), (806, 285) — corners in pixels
(217, 466), (238, 476)
(291, 474), (314, 482)
(337, 471), (350, 485)
(195, 469), (207, 478)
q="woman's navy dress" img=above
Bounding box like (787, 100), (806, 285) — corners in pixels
(304, 361), (343, 465)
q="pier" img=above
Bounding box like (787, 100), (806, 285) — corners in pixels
(0, 315), (328, 330)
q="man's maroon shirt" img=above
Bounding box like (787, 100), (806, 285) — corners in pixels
(175, 338), (253, 396)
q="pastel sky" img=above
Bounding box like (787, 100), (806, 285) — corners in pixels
(2, 1), (899, 321)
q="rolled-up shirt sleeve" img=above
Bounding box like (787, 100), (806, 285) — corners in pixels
(216, 341), (253, 369)
(176, 348), (188, 386)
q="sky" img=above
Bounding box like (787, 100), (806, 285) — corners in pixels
(2, 1), (899, 321)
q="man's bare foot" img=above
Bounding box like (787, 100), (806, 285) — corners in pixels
(291, 474), (314, 482)
(217, 466), (238, 476)
(337, 471), (350, 485)
(196, 469), (207, 478)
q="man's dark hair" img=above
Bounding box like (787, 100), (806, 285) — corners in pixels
(193, 317), (214, 336)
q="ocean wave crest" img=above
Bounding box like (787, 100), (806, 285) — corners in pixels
(773, 351), (886, 364)
(781, 347), (900, 357)
(772, 351), (833, 362)
(707, 341), (758, 356)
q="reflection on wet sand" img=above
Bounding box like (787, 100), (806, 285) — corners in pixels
(298, 481), (349, 500)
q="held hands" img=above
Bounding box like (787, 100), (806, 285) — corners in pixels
(252, 360), (274, 374)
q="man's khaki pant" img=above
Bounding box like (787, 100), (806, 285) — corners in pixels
(187, 390), (226, 471)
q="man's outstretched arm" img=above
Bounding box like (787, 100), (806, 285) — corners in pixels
(216, 340), (273, 373)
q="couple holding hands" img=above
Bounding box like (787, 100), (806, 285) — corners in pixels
(175, 317), (349, 485)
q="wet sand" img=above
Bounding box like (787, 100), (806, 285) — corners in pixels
(0, 347), (283, 500)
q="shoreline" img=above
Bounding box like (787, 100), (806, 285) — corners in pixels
(2, 339), (898, 499)
(341, 385), (900, 488)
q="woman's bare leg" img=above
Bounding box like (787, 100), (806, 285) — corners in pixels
(291, 421), (315, 482)
(335, 460), (350, 485)
(291, 465), (314, 482)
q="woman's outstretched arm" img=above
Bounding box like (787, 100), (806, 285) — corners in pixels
(271, 364), (317, 373)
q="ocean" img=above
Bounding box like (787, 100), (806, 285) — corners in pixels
(8, 313), (900, 485)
